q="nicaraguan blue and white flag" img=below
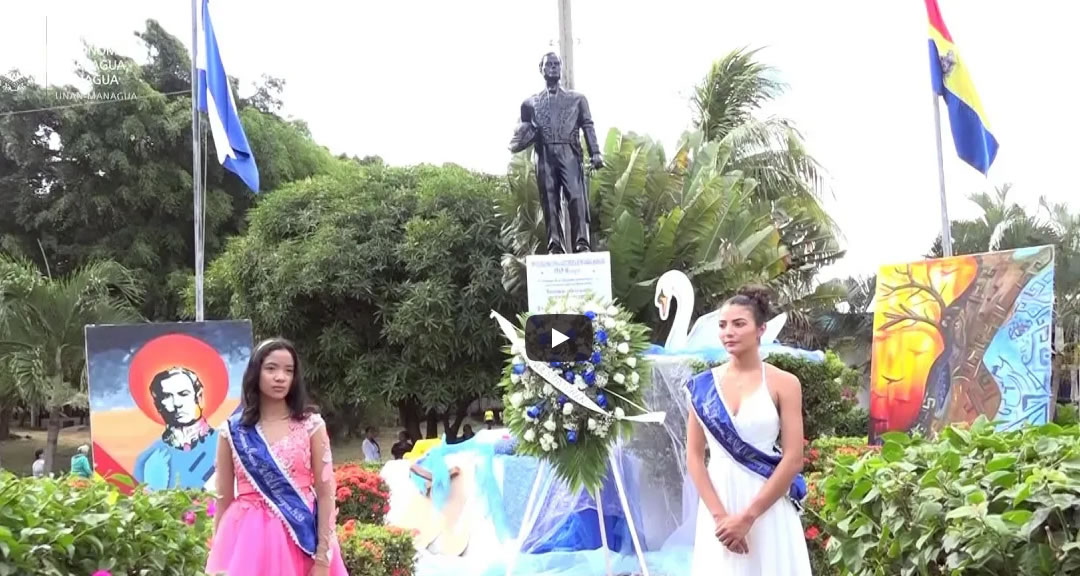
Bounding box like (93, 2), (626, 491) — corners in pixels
(195, 0), (259, 192)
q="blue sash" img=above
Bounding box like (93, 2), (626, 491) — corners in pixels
(686, 368), (807, 508)
(227, 414), (319, 556)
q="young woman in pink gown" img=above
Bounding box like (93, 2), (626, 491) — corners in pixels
(206, 338), (349, 576)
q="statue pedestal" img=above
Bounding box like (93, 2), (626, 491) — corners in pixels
(525, 252), (612, 312)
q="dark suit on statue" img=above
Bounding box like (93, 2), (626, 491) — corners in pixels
(519, 87), (602, 254)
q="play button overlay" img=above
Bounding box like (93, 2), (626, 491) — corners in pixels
(525, 314), (594, 363)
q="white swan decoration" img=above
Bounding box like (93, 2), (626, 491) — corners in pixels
(653, 270), (788, 351)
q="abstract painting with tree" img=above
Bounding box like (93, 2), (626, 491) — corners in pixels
(869, 246), (1054, 441)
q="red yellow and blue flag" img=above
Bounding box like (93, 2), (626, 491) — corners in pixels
(925, 0), (999, 174)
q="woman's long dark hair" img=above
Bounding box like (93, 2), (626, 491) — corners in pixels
(239, 338), (314, 426)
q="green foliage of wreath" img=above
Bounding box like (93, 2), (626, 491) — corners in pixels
(497, 294), (653, 493)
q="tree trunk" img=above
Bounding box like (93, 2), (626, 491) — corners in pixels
(446, 397), (473, 440)
(440, 410), (453, 442)
(0, 404), (11, 441)
(45, 404), (62, 474)
(425, 409), (439, 439)
(30, 406), (40, 429)
(396, 398), (423, 442)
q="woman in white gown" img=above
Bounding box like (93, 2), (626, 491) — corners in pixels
(685, 285), (812, 575)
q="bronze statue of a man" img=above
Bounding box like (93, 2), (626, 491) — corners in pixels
(510, 52), (604, 254)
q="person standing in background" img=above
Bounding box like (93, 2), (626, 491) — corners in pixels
(362, 426), (381, 462)
(390, 431), (413, 460)
(32, 449), (46, 478)
(70, 445), (93, 478)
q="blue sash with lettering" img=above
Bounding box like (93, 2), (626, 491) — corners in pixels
(686, 369), (807, 509)
(227, 414), (318, 556)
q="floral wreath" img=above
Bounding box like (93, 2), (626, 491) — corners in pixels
(493, 293), (658, 493)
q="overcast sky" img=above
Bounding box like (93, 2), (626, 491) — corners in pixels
(3, 1), (1075, 281)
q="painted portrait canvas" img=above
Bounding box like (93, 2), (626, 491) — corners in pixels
(85, 321), (252, 490)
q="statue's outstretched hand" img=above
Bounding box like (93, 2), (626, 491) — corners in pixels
(590, 154), (605, 170)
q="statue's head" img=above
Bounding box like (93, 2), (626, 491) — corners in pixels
(539, 52), (561, 82)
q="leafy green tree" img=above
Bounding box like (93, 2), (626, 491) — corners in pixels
(0, 254), (143, 472)
(0, 21), (337, 322)
(193, 163), (518, 440)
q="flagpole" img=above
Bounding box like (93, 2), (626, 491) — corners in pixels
(932, 92), (953, 258)
(191, 0), (205, 321)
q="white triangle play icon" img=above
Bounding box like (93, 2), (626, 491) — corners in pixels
(551, 328), (569, 348)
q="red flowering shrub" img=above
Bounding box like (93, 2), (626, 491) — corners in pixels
(335, 464), (391, 525)
(802, 472), (833, 574)
(801, 437), (878, 575)
(339, 522), (416, 576)
(803, 436), (879, 476)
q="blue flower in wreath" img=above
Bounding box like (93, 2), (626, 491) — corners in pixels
(527, 405), (542, 419)
(584, 370), (596, 386)
(596, 330), (608, 345)
(564, 370), (575, 382)
(584, 311), (596, 321)
(567, 430), (578, 444)
(512, 363), (526, 375)
(558, 394), (568, 406)
(596, 393), (608, 408)
(590, 350), (602, 364)
(550, 361), (562, 369)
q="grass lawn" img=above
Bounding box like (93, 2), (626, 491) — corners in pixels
(0, 427), (423, 477)
(0, 426), (88, 476)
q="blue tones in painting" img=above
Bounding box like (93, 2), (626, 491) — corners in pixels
(134, 432), (219, 489)
(86, 320), (252, 412)
(983, 265), (1055, 430)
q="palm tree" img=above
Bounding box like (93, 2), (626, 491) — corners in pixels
(1039, 197), (1080, 344)
(691, 47), (843, 274)
(928, 185), (1080, 402)
(928, 184), (1060, 258)
(0, 253), (143, 473)
(772, 277), (848, 349)
(499, 128), (788, 334)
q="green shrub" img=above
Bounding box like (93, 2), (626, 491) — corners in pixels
(818, 417), (1080, 575)
(359, 460), (385, 473)
(802, 436), (880, 576)
(1054, 402), (1078, 427)
(833, 406), (869, 438)
(339, 520), (417, 576)
(0, 474), (212, 575)
(803, 436), (878, 476)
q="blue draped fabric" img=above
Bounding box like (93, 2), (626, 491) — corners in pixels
(409, 435), (511, 541)
(685, 370), (806, 506)
(227, 415), (318, 556)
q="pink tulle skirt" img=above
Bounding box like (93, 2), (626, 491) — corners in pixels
(206, 495), (349, 576)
